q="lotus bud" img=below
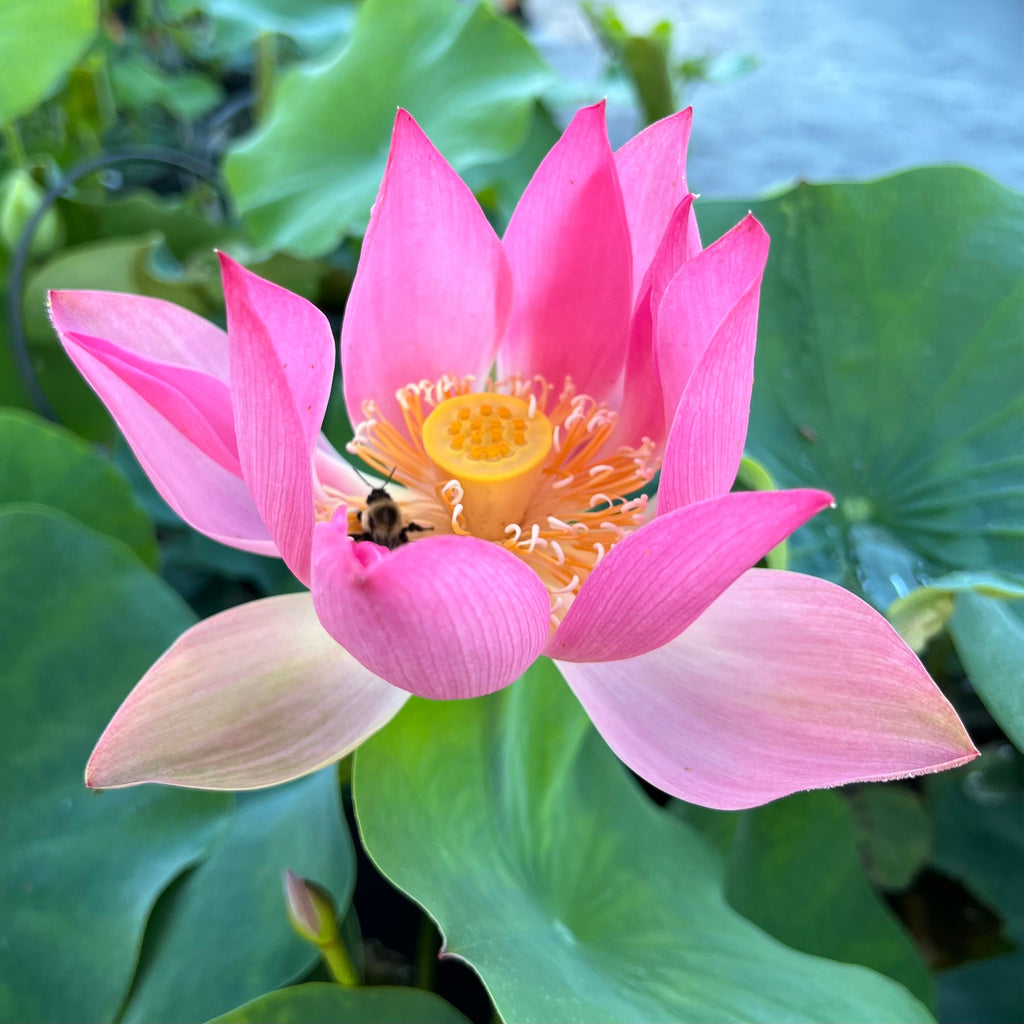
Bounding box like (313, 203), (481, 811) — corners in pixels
(0, 169), (61, 256)
(283, 868), (338, 947)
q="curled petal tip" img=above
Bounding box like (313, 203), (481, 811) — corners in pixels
(569, 99), (609, 130)
(392, 107), (426, 139)
(86, 729), (142, 789)
(740, 211), (769, 239)
(216, 248), (249, 282)
(84, 751), (127, 790)
(81, 594), (408, 791)
(560, 569), (978, 809)
(217, 250), (261, 295)
(654, 106), (693, 133)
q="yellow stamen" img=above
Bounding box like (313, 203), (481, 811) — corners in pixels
(421, 393), (553, 540)
(340, 373), (658, 627)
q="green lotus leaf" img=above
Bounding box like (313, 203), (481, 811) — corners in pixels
(355, 659), (933, 1023)
(224, 0), (549, 256)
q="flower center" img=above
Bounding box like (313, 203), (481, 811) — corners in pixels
(421, 394), (553, 540)
(327, 374), (658, 626)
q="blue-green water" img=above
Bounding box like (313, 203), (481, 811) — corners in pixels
(530, 0), (1022, 194)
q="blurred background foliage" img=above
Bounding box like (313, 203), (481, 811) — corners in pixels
(0, 1), (1021, 1022)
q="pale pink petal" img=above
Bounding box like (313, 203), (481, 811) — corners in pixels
(656, 214), (770, 428)
(342, 110), (512, 432)
(546, 488), (831, 663)
(66, 331), (240, 476)
(558, 569), (977, 810)
(86, 593), (407, 791)
(500, 102), (632, 403)
(311, 516), (550, 700)
(613, 194), (700, 451)
(658, 278), (763, 509)
(48, 289), (231, 377)
(50, 298), (274, 554)
(314, 436), (370, 499)
(220, 254), (335, 586)
(614, 107), (700, 299)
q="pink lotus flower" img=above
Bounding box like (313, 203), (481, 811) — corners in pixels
(49, 104), (975, 809)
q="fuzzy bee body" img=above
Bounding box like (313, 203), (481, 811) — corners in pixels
(350, 477), (430, 550)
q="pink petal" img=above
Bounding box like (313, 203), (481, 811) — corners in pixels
(656, 214), (770, 429)
(50, 291), (275, 554)
(66, 331), (240, 476)
(658, 262), (765, 509)
(614, 107), (699, 299)
(500, 102), (632, 404)
(311, 516), (550, 700)
(314, 436), (371, 500)
(86, 594), (408, 790)
(558, 569), (978, 810)
(48, 288), (231, 377)
(220, 254), (335, 586)
(546, 488), (832, 663)
(341, 110), (512, 432)
(645, 193), (704, 307)
(613, 194), (701, 451)
(612, 294), (664, 451)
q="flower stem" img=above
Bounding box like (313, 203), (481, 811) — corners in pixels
(415, 914), (439, 990)
(254, 32), (277, 122)
(2, 122), (27, 169)
(321, 934), (360, 988)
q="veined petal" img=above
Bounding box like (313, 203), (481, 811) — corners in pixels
(220, 254), (335, 586)
(558, 569), (978, 810)
(614, 107), (699, 299)
(66, 331), (240, 476)
(614, 194), (701, 451)
(311, 516), (550, 701)
(612, 292), (664, 451)
(500, 102), (632, 403)
(659, 266), (764, 509)
(342, 110), (512, 432)
(86, 594), (408, 791)
(546, 488), (831, 663)
(48, 288), (231, 376)
(50, 291), (274, 554)
(646, 192), (704, 308)
(656, 214), (769, 428)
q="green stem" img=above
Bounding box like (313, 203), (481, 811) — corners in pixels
(254, 32), (278, 122)
(2, 122), (27, 169)
(321, 936), (360, 988)
(414, 914), (438, 990)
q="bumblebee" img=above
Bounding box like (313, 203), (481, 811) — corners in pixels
(350, 468), (431, 550)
